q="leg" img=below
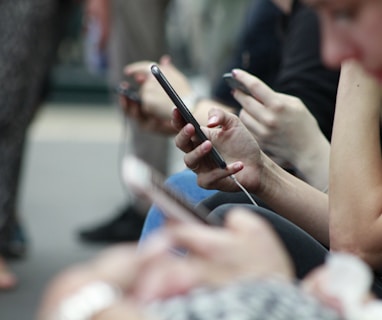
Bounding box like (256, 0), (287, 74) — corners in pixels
(79, 0), (171, 243)
(210, 204), (329, 279)
(0, 0), (61, 288)
(199, 190), (270, 212)
(109, 0), (171, 174)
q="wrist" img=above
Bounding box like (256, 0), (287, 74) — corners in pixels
(250, 151), (273, 195)
(293, 136), (330, 191)
(254, 151), (294, 200)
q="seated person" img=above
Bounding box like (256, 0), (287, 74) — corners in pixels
(80, 0), (285, 244)
(138, 69), (332, 242)
(171, 61), (382, 297)
(121, 0), (339, 241)
(38, 209), (381, 320)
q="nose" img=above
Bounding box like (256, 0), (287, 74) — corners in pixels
(320, 23), (360, 69)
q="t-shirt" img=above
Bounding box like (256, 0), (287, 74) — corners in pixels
(211, 0), (339, 141)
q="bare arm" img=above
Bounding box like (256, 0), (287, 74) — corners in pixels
(122, 57), (234, 132)
(233, 69), (330, 191)
(173, 108), (330, 245)
(329, 60), (382, 269)
(255, 152), (330, 245)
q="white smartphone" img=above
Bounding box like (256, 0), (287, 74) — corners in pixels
(122, 155), (220, 225)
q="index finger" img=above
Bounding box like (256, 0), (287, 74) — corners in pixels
(207, 108), (240, 130)
(159, 209), (261, 255)
(162, 223), (231, 258)
(124, 61), (154, 77)
(232, 69), (277, 106)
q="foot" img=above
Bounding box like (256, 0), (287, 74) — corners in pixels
(78, 204), (146, 244)
(0, 256), (17, 290)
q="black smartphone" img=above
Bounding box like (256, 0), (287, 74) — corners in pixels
(122, 155), (221, 225)
(223, 72), (251, 95)
(150, 64), (227, 169)
(115, 85), (141, 104)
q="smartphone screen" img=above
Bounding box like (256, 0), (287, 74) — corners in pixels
(151, 64), (227, 169)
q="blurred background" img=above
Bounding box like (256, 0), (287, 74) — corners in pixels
(0, 0), (250, 318)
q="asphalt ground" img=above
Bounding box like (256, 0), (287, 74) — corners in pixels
(0, 103), (136, 319)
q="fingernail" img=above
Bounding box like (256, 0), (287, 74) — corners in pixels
(140, 233), (171, 256)
(233, 162), (243, 170)
(232, 69), (238, 77)
(202, 141), (211, 152)
(185, 124), (194, 135)
(208, 116), (218, 125)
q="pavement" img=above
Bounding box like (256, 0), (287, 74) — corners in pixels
(0, 103), (140, 319)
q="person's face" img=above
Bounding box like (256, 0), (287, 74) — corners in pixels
(303, 0), (382, 81)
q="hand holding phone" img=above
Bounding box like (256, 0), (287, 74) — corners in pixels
(122, 155), (221, 225)
(223, 72), (251, 96)
(115, 84), (141, 104)
(151, 64), (227, 169)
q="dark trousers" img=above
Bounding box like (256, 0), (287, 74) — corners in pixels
(199, 191), (382, 298)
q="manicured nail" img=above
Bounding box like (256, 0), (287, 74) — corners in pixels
(208, 116), (218, 125)
(200, 141), (212, 152)
(233, 162), (243, 170)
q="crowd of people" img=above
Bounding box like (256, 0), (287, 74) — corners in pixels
(4, 0), (382, 319)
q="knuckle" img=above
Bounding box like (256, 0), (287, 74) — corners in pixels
(198, 176), (212, 189)
(263, 115), (278, 129)
(271, 98), (285, 112)
(247, 80), (262, 95)
(184, 159), (193, 169)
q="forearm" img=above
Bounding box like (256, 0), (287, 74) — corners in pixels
(330, 61), (382, 268)
(293, 132), (330, 192)
(256, 152), (329, 245)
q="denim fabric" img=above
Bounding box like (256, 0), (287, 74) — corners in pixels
(139, 169), (217, 244)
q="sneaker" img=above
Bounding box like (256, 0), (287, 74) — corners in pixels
(78, 204), (146, 244)
(0, 219), (28, 260)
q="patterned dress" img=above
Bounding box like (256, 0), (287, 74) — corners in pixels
(147, 279), (343, 320)
(0, 0), (65, 255)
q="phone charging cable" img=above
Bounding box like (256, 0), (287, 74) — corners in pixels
(230, 174), (259, 207)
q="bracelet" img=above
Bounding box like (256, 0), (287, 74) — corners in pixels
(53, 281), (122, 320)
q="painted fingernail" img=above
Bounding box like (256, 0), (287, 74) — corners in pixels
(208, 116), (218, 125)
(233, 162), (243, 170)
(202, 141), (211, 152)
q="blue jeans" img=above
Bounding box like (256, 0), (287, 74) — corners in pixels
(139, 169), (217, 243)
